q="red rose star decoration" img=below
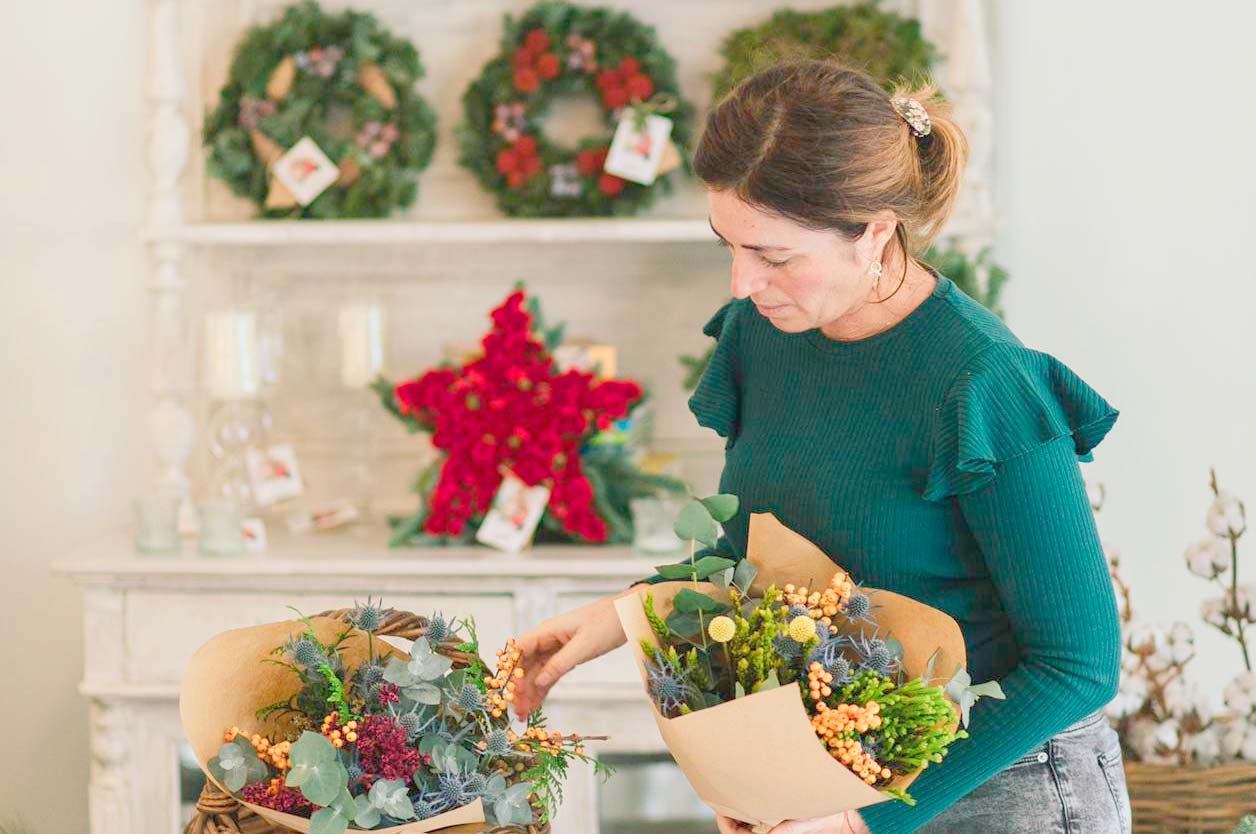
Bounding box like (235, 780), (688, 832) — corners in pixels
(594, 56), (655, 110)
(496, 135), (542, 189)
(393, 289), (642, 542)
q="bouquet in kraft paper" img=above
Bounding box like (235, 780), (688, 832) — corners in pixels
(180, 601), (609, 834)
(613, 502), (1004, 832)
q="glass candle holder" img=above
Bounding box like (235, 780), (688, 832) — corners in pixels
(198, 498), (244, 556)
(630, 495), (685, 555)
(134, 494), (181, 554)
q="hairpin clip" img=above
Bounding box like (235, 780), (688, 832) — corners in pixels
(891, 96), (932, 139)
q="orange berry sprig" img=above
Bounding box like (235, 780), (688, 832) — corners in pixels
(508, 726), (588, 756)
(486, 639), (526, 719)
(824, 736), (893, 785)
(783, 571), (855, 637)
(319, 711), (360, 748)
(808, 699), (891, 785)
(807, 661), (835, 700)
(224, 726), (294, 771)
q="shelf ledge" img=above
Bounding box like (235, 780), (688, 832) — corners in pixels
(144, 218), (717, 246)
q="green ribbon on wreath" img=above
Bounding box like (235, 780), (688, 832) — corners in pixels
(628, 91), (678, 131)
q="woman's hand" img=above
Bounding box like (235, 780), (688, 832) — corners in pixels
(510, 588), (637, 719)
(715, 811), (870, 834)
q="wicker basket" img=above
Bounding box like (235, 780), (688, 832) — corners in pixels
(183, 606), (548, 834)
(1126, 760), (1256, 834)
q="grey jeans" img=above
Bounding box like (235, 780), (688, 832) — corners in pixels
(919, 710), (1132, 834)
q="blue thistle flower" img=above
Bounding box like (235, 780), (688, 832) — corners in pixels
(485, 728), (512, 756)
(359, 663), (385, 688)
(856, 637), (895, 676)
(347, 598), (388, 632)
(808, 636), (856, 686)
(842, 592), (872, 621)
(645, 653), (700, 716)
(426, 614), (450, 643)
(346, 759), (365, 780)
(787, 604), (811, 619)
(290, 638), (324, 669)
(399, 712), (423, 737)
(465, 772), (489, 796)
(456, 683), (484, 712)
(773, 633), (803, 660)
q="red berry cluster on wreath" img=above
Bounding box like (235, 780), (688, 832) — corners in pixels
(393, 290), (642, 542)
(496, 134), (541, 189)
(512, 27), (561, 93)
(575, 146), (626, 196)
(595, 57), (655, 110)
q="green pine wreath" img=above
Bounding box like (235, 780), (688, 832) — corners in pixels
(202, 0), (437, 218)
(457, 1), (695, 217)
(710, 1), (939, 101)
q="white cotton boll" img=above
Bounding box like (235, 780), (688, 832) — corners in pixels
(1107, 674), (1148, 719)
(1201, 597), (1229, 629)
(1206, 492), (1246, 537)
(1126, 718), (1163, 762)
(1153, 718), (1180, 752)
(1238, 586), (1256, 622)
(1145, 642), (1175, 674)
(1166, 622), (1195, 664)
(1185, 727), (1222, 765)
(1184, 537), (1230, 579)
(1224, 671), (1256, 716)
(1087, 480), (1107, 510)
(1126, 622), (1160, 655)
(1242, 726), (1256, 762)
(1221, 721), (1252, 760)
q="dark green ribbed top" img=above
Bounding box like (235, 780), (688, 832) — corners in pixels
(639, 273), (1122, 832)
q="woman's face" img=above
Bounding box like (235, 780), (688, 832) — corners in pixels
(707, 188), (891, 333)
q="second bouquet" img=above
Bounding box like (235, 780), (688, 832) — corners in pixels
(614, 506), (1003, 833)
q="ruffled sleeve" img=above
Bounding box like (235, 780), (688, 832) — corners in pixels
(687, 300), (742, 442)
(921, 342), (1119, 501)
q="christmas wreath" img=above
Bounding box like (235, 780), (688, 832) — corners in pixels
(203, 0), (438, 218)
(374, 287), (686, 547)
(456, 1), (695, 217)
(710, 1), (938, 101)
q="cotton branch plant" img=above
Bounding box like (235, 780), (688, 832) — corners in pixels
(632, 494), (1002, 806)
(1104, 469), (1256, 765)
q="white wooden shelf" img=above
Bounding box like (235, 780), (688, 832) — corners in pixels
(144, 217), (716, 246)
(53, 531), (672, 584)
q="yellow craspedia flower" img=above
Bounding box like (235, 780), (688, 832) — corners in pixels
(708, 615), (736, 643)
(789, 615), (817, 642)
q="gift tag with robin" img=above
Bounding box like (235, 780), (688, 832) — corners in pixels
(272, 136), (340, 206)
(604, 111), (674, 186)
(476, 470), (551, 553)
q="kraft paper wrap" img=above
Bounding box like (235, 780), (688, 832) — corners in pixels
(179, 616), (491, 833)
(613, 512), (966, 833)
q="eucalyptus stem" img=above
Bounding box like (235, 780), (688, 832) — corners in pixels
(690, 539), (709, 652)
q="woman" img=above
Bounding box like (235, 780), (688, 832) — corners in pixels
(512, 60), (1130, 834)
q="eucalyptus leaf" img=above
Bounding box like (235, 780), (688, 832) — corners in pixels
(405, 682), (443, 705)
(494, 781), (534, 826)
(370, 778), (416, 821)
(692, 555), (736, 579)
(710, 567), (734, 589)
(353, 795), (381, 829)
(735, 681), (746, 699)
(653, 562), (698, 581)
(699, 494), (739, 523)
(310, 806), (351, 834)
(673, 499), (717, 543)
(285, 731), (347, 806)
(665, 609), (702, 637)
(732, 559), (758, 590)
(969, 681), (1006, 699)
(673, 588), (724, 614)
